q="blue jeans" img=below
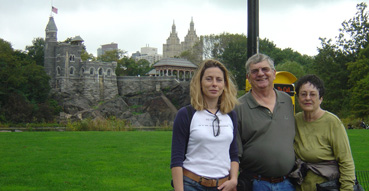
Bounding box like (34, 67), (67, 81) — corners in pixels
(253, 178), (295, 191)
(183, 176), (220, 191)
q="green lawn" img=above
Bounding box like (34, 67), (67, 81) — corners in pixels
(0, 131), (173, 191)
(0, 130), (368, 191)
(347, 129), (369, 171)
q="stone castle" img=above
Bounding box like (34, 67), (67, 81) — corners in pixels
(44, 16), (199, 105)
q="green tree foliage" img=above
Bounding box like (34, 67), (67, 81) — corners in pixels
(220, 35), (248, 89)
(347, 45), (369, 87)
(348, 45), (369, 118)
(179, 41), (203, 65)
(350, 74), (369, 118)
(26, 37), (45, 66)
(275, 61), (306, 79)
(200, 33), (312, 89)
(116, 57), (152, 76)
(98, 49), (126, 62)
(337, 2), (369, 57)
(312, 2), (369, 117)
(81, 49), (96, 61)
(201, 33), (245, 60)
(0, 38), (53, 123)
(313, 38), (350, 114)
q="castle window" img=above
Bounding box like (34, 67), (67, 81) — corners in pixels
(56, 67), (61, 76)
(69, 55), (75, 62)
(56, 54), (61, 62)
(98, 68), (103, 75)
(81, 67), (85, 76)
(69, 67), (75, 75)
(107, 69), (111, 77)
(90, 68), (94, 75)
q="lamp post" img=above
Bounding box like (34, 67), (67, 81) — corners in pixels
(247, 0), (259, 59)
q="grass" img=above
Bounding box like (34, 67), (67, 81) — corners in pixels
(0, 131), (173, 191)
(0, 130), (368, 191)
(347, 129), (369, 171)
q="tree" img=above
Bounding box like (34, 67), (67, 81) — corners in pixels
(350, 74), (369, 118)
(337, 2), (369, 57)
(98, 49), (127, 62)
(26, 37), (45, 66)
(275, 61), (306, 79)
(179, 41), (203, 65)
(310, 3), (369, 116)
(220, 35), (248, 89)
(117, 57), (152, 76)
(0, 38), (52, 123)
(347, 45), (369, 118)
(81, 49), (96, 61)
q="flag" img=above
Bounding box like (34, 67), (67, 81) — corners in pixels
(52, 6), (58, 14)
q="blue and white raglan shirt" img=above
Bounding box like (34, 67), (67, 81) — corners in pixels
(170, 106), (239, 178)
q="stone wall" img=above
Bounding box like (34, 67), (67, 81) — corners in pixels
(117, 76), (179, 96)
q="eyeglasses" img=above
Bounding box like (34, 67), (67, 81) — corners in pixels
(250, 67), (272, 75)
(299, 92), (318, 99)
(212, 114), (220, 137)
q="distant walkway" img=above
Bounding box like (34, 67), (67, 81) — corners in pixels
(0, 127), (66, 132)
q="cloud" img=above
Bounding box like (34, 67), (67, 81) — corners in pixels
(0, 0), (364, 57)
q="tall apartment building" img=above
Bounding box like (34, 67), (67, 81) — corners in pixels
(97, 43), (118, 57)
(132, 45), (162, 66)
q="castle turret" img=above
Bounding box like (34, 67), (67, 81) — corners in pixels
(44, 16), (58, 87)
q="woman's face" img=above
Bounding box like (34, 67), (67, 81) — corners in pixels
(201, 67), (225, 102)
(298, 82), (323, 113)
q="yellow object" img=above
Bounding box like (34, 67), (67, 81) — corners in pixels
(245, 71), (297, 112)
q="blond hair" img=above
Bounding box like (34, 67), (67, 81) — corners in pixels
(190, 59), (239, 114)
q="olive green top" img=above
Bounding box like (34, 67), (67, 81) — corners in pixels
(294, 111), (355, 191)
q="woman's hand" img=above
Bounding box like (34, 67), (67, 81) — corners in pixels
(217, 178), (237, 191)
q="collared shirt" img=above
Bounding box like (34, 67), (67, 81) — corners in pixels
(235, 89), (295, 177)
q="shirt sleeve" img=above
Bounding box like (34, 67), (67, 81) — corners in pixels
(330, 116), (355, 191)
(170, 107), (190, 168)
(229, 110), (239, 163)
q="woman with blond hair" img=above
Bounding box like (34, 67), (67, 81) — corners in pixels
(171, 59), (239, 191)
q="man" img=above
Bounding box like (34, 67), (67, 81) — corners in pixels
(235, 53), (295, 191)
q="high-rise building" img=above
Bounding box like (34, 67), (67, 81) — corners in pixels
(132, 45), (162, 66)
(97, 43), (118, 57)
(163, 18), (201, 60)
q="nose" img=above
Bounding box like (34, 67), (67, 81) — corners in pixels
(211, 79), (218, 86)
(256, 68), (265, 75)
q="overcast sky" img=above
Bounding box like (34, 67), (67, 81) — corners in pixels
(0, 0), (364, 57)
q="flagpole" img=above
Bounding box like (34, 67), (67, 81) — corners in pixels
(50, 0), (53, 16)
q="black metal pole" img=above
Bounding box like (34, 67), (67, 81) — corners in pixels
(247, 0), (259, 59)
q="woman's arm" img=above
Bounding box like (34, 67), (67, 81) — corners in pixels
(331, 118), (355, 191)
(171, 167), (184, 191)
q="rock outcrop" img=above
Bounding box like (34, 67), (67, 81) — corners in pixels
(54, 81), (190, 127)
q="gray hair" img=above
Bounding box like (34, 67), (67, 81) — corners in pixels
(245, 53), (275, 75)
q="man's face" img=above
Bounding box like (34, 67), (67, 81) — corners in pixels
(247, 60), (276, 91)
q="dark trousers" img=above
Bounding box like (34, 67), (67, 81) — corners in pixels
(237, 171), (253, 191)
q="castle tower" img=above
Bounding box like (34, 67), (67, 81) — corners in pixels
(182, 17), (199, 51)
(44, 16), (58, 87)
(163, 21), (181, 58)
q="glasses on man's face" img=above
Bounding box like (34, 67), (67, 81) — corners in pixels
(212, 115), (220, 137)
(250, 67), (272, 75)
